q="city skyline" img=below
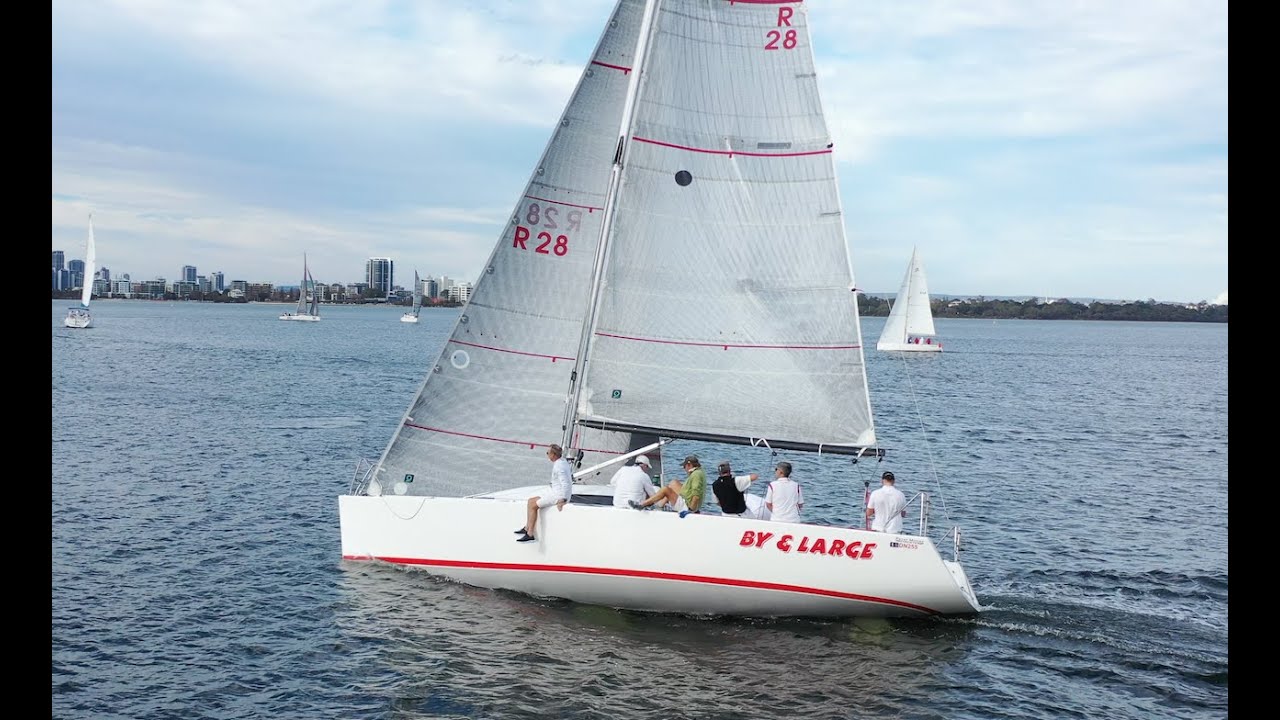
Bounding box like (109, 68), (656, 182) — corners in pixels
(52, 247), (474, 300)
(52, 1), (1226, 304)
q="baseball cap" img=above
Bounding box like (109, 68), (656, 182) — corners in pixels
(881, 471), (895, 481)
(634, 455), (651, 467)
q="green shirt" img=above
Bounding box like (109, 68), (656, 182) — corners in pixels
(679, 468), (707, 511)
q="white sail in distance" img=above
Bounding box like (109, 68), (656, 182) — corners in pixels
(879, 246), (935, 348)
(81, 217), (96, 308)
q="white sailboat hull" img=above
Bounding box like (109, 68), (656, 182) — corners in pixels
(338, 489), (980, 618)
(279, 313), (321, 322)
(64, 309), (92, 329)
(877, 339), (942, 353)
(399, 314), (419, 323)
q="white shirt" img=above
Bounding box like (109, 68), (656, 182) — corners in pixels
(549, 458), (574, 502)
(609, 465), (655, 508)
(765, 478), (803, 523)
(868, 483), (906, 533)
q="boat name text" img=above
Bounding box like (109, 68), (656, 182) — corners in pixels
(738, 530), (876, 559)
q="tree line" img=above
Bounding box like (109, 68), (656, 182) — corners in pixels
(857, 296), (1227, 323)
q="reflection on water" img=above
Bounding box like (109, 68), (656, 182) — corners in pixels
(335, 562), (975, 719)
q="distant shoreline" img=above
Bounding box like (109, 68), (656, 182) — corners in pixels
(52, 294), (1225, 322)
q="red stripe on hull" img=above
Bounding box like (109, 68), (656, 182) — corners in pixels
(346, 555), (938, 614)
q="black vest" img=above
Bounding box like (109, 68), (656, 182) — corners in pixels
(712, 474), (747, 514)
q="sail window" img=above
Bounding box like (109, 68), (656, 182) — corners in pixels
(756, 142), (792, 150)
(675, 170), (693, 186)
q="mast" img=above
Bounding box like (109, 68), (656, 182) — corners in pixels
(560, 0), (662, 455)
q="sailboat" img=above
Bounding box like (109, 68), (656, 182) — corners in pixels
(338, 0), (979, 618)
(877, 247), (942, 352)
(400, 270), (422, 323)
(279, 253), (321, 322)
(64, 215), (96, 329)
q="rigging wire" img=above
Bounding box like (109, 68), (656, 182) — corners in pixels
(889, 350), (953, 526)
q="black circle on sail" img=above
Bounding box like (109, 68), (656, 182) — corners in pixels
(674, 170), (693, 186)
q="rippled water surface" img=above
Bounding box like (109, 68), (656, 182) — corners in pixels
(52, 300), (1228, 719)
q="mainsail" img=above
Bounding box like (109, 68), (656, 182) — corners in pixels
(411, 270), (422, 316)
(306, 262), (319, 316)
(573, 0), (877, 453)
(372, 0), (650, 498)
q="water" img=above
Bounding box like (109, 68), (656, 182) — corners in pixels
(52, 300), (1228, 719)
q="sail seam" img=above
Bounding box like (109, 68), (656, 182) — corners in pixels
(404, 423), (623, 454)
(632, 136), (832, 158)
(590, 60), (633, 74)
(522, 194), (602, 212)
(451, 340), (574, 362)
(595, 332), (858, 350)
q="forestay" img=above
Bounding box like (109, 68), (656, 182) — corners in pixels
(371, 0), (650, 499)
(574, 0), (877, 454)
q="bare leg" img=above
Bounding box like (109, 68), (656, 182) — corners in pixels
(526, 497), (540, 535)
(639, 480), (683, 508)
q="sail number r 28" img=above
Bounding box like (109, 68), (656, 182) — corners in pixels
(512, 202), (581, 257)
(764, 7), (797, 50)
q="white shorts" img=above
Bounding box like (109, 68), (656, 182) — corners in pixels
(536, 495), (568, 509)
(672, 496), (692, 513)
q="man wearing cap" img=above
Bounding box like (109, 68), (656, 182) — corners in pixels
(711, 461), (759, 518)
(610, 454), (657, 509)
(630, 454), (706, 514)
(866, 471), (907, 533)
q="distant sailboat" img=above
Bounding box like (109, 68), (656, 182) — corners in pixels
(279, 254), (321, 322)
(64, 215), (96, 329)
(877, 247), (941, 352)
(400, 270), (422, 323)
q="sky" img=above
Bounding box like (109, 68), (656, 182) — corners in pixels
(51, 0), (1228, 304)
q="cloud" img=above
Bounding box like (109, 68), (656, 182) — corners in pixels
(52, 0), (1228, 302)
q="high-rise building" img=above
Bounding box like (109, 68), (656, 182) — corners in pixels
(423, 276), (439, 299)
(69, 259), (86, 290)
(210, 271), (225, 293)
(366, 257), (394, 297)
(182, 265), (197, 283)
(448, 282), (473, 304)
(52, 250), (65, 271)
(98, 266), (110, 283)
